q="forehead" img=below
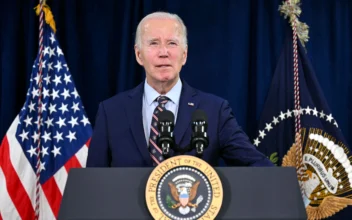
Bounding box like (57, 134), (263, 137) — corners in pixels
(141, 18), (182, 39)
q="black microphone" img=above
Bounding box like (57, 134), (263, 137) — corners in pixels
(157, 110), (175, 158)
(191, 109), (209, 157)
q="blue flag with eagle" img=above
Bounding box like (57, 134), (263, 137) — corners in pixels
(254, 17), (352, 220)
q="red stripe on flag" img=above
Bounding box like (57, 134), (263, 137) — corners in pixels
(85, 138), (91, 148)
(0, 211), (2, 220)
(0, 136), (35, 220)
(64, 155), (82, 173)
(42, 176), (62, 217)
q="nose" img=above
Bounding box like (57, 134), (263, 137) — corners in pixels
(158, 45), (168, 57)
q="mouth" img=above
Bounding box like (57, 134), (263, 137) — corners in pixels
(155, 64), (172, 68)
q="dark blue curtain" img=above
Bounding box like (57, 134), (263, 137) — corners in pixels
(1, 0), (351, 218)
(2, 0), (350, 144)
(1, 0), (351, 152)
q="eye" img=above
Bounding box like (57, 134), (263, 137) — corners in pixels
(169, 41), (177, 46)
(149, 41), (158, 45)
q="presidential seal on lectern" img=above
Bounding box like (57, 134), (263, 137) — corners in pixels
(146, 155), (223, 220)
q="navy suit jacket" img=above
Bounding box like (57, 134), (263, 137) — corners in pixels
(86, 80), (273, 167)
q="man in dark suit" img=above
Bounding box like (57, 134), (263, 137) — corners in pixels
(86, 12), (273, 167)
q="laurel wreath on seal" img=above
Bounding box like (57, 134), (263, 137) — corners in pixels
(166, 194), (176, 208)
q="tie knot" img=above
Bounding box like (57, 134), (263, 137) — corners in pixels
(156, 96), (169, 105)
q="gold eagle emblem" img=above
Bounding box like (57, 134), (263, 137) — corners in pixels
(168, 180), (200, 209)
(283, 133), (352, 220)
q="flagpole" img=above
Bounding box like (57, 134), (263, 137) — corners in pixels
(288, 0), (304, 174)
(280, 0), (307, 197)
(35, 0), (46, 218)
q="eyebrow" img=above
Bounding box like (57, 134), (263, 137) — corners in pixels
(167, 38), (179, 43)
(146, 38), (180, 43)
(147, 38), (160, 42)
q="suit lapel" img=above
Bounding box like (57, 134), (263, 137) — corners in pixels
(174, 81), (199, 148)
(126, 83), (152, 166)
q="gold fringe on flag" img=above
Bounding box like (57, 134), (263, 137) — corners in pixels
(34, 2), (57, 33)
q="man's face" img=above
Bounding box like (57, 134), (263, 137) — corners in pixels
(135, 18), (188, 85)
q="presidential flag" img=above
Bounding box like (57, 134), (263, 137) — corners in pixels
(0, 6), (92, 219)
(253, 18), (352, 219)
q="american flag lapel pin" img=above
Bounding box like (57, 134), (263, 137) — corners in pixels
(188, 102), (194, 106)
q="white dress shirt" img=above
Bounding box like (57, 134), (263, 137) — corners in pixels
(142, 78), (182, 145)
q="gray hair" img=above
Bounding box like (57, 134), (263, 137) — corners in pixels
(134, 12), (188, 49)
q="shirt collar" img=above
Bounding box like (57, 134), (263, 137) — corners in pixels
(144, 78), (182, 106)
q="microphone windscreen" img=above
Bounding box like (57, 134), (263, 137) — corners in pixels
(192, 109), (208, 123)
(158, 110), (175, 123)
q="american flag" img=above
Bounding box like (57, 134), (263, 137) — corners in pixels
(0, 21), (92, 219)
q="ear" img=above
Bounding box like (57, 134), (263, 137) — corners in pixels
(182, 46), (188, 65)
(134, 45), (143, 66)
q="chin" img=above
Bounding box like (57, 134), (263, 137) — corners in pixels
(160, 76), (171, 82)
(149, 70), (178, 83)
(158, 74), (176, 82)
